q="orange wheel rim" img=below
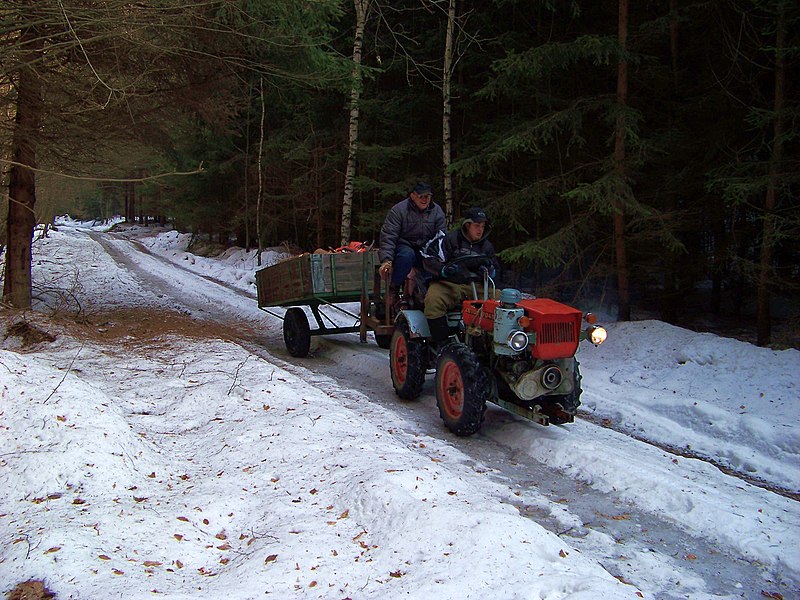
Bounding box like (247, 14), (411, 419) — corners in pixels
(439, 361), (463, 418)
(393, 336), (407, 385)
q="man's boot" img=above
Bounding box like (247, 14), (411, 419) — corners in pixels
(427, 316), (451, 352)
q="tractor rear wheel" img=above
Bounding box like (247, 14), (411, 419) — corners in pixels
(390, 321), (426, 400)
(374, 333), (392, 349)
(435, 343), (490, 436)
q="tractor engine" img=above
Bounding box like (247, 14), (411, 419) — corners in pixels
(462, 288), (606, 405)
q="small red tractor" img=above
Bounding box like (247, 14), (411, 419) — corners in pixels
(388, 255), (607, 436)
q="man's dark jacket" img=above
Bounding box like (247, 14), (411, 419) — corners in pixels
(379, 198), (446, 263)
(422, 222), (499, 281)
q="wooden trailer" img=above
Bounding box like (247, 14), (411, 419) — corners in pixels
(255, 251), (395, 357)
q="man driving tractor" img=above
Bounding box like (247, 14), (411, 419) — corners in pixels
(421, 206), (500, 347)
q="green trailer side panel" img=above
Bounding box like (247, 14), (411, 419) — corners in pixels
(256, 251), (380, 308)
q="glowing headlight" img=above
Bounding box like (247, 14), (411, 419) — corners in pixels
(589, 326), (607, 346)
(506, 330), (529, 352)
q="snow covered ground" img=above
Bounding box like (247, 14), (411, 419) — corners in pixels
(1, 217), (798, 600)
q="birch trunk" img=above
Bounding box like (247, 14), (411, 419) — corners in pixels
(442, 0), (456, 226)
(340, 0), (370, 246)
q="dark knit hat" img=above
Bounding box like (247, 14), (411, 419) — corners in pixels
(412, 182), (433, 195)
(463, 207), (488, 224)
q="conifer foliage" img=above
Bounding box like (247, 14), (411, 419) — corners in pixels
(1, 0), (797, 344)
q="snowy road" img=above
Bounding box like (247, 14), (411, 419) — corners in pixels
(85, 228), (799, 599)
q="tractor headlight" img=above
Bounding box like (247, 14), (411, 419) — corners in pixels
(506, 330), (529, 352)
(589, 326), (607, 346)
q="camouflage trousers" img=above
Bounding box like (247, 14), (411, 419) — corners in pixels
(423, 280), (498, 319)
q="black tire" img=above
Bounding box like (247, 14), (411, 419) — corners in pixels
(283, 307), (311, 358)
(389, 321), (426, 400)
(435, 343), (490, 436)
(543, 359), (582, 425)
(375, 333), (393, 349)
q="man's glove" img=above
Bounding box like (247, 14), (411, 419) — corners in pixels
(379, 260), (392, 279)
(441, 263), (459, 279)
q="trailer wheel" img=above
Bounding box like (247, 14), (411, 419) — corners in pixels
(374, 333), (392, 349)
(390, 321), (426, 400)
(435, 343), (489, 436)
(544, 359), (582, 424)
(284, 308), (311, 358)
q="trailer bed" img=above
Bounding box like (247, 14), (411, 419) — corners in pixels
(255, 251), (394, 356)
(256, 251), (380, 308)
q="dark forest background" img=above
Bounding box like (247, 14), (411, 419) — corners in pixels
(2, 0), (798, 346)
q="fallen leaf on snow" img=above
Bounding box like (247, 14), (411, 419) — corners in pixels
(265, 554), (278, 564)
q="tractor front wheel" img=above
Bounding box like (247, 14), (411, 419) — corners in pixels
(543, 359), (582, 425)
(435, 343), (490, 436)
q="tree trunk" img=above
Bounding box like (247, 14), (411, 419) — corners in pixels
(613, 0), (631, 321)
(442, 0), (456, 227)
(340, 0), (370, 246)
(124, 181), (133, 223)
(243, 82), (252, 251)
(756, 7), (785, 347)
(661, 0), (679, 324)
(3, 25), (43, 309)
(256, 77), (266, 266)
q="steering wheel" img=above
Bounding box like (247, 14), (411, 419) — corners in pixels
(442, 254), (493, 282)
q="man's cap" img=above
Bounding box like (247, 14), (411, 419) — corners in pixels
(463, 207), (488, 224)
(412, 182), (433, 195)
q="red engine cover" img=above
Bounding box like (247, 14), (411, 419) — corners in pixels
(462, 297), (582, 360)
(520, 298), (582, 359)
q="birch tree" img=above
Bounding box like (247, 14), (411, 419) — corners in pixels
(340, 0), (371, 246)
(441, 0), (457, 226)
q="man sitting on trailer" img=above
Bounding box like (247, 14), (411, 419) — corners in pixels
(421, 207), (500, 348)
(378, 182), (446, 308)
